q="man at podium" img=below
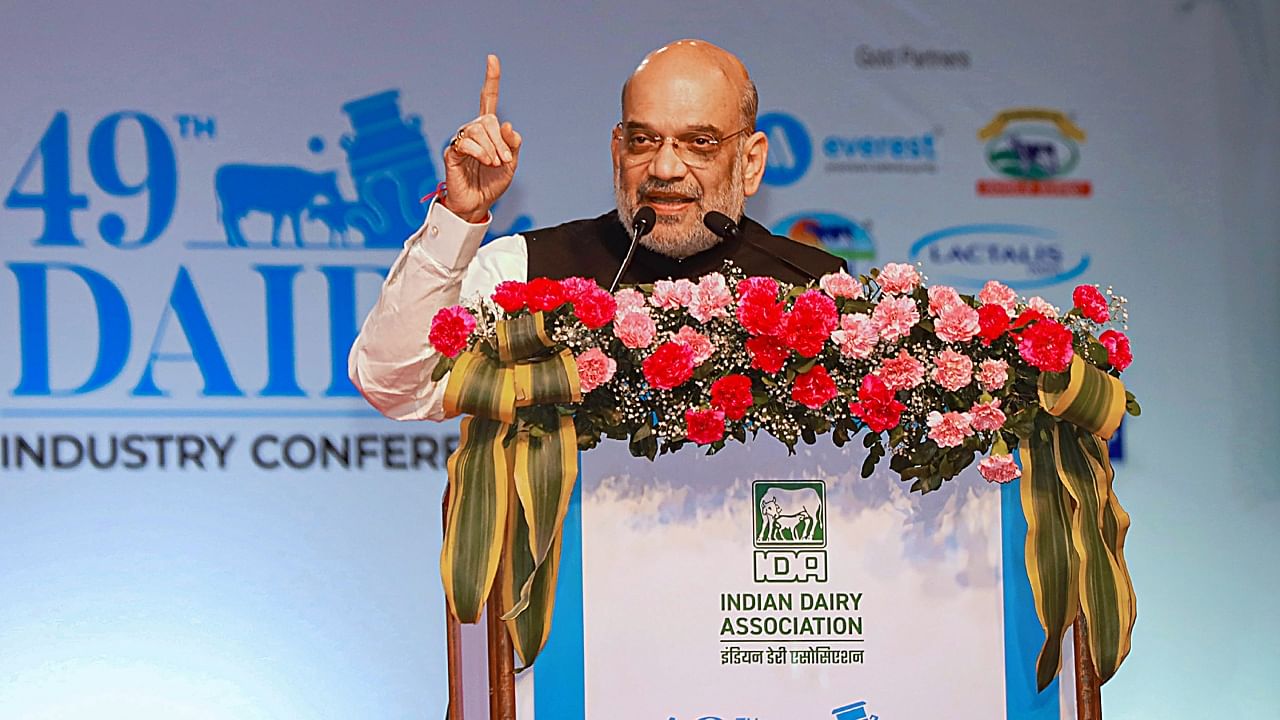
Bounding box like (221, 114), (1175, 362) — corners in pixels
(349, 39), (843, 421)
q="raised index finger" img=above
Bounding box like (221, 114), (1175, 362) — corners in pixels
(479, 54), (501, 116)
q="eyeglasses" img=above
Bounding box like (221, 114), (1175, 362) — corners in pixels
(614, 123), (749, 168)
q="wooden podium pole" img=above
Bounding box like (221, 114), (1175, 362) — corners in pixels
(1074, 618), (1104, 720)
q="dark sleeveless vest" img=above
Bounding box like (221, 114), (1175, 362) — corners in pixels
(524, 211), (845, 286)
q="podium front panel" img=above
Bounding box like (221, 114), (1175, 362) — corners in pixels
(531, 439), (1076, 720)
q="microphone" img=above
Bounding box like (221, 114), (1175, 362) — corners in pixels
(610, 206), (656, 292)
(702, 211), (823, 282)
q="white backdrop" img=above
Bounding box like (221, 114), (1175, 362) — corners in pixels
(1, 1), (1277, 718)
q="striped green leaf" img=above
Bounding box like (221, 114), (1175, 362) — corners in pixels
(1039, 355), (1126, 440)
(443, 351), (516, 423)
(1019, 422), (1081, 692)
(497, 312), (554, 363)
(505, 416), (578, 618)
(440, 417), (511, 623)
(499, 496), (564, 669)
(1056, 424), (1136, 683)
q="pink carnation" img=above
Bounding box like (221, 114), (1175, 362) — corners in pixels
(575, 348), (617, 393)
(979, 454), (1021, 483)
(1025, 296), (1060, 319)
(878, 263), (921, 295)
(969, 398), (1007, 432)
(613, 288), (647, 315)
(873, 295), (921, 342)
(935, 301), (981, 343)
(831, 313), (879, 358)
(651, 278), (696, 309)
(927, 410), (974, 448)
(614, 309), (657, 349)
(688, 273), (733, 323)
(978, 281), (1018, 315)
(877, 349), (925, 392)
(672, 325), (715, 365)
(820, 270), (864, 299)
(559, 276), (597, 302)
(928, 285), (963, 316)
(931, 348), (974, 391)
(977, 359), (1010, 392)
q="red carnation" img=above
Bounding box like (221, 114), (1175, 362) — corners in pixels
(791, 365), (838, 409)
(491, 281), (528, 313)
(977, 304), (1011, 345)
(710, 374), (754, 420)
(685, 407), (727, 445)
(1016, 318), (1075, 373)
(1072, 284), (1110, 323)
(428, 305), (477, 358)
(736, 276), (779, 297)
(525, 277), (568, 312)
(746, 335), (790, 373)
(642, 341), (696, 390)
(1098, 330), (1133, 371)
(1012, 308), (1045, 331)
(782, 290), (839, 357)
(849, 374), (906, 433)
(736, 293), (784, 337)
(573, 287), (617, 329)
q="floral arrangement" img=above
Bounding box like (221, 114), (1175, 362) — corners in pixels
(429, 261), (1139, 689)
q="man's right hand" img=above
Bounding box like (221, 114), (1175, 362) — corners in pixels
(441, 54), (522, 224)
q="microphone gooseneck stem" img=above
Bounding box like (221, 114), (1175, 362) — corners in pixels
(703, 211), (822, 282)
(610, 207), (655, 292)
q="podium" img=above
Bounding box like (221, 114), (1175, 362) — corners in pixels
(502, 438), (1086, 719)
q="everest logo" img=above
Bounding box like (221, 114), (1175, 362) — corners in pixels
(752, 480), (828, 583)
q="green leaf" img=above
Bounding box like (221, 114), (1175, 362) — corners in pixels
(431, 356), (455, 383)
(860, 453), (878, 478)
(1125, 391), (1142, 417)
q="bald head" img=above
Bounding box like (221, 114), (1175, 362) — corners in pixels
(621, 39), (758, 132)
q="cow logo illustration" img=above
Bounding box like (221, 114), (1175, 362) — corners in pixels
(752, 480), (828, 583)
(211, 89), (532, 250)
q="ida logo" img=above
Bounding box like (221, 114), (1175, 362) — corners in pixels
(909, 223), (1090, 291)
(771, 212), (875, 274)
(753, 480), (827, 583)
(976, 108), (1092, 198)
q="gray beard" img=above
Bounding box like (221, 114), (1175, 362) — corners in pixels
(614, 156), (746, 260)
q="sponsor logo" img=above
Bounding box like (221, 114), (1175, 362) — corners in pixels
(771, 212), (875, 274)
(855, 44), (971, 70)
(821, 131), (938, 174)
(758, 112), (812, 187)
(976, 108), (1092, 197)
(909, 224), (1090, 291)
(758, 112), (939, 185)
(753, 480), (826, 583)
(832, 700), (880, 720)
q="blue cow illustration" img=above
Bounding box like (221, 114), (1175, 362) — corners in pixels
(216, 165), (344, 247)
